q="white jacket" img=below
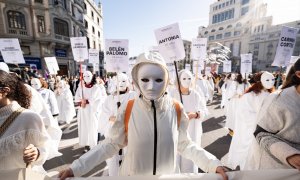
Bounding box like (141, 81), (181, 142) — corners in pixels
(71, 94), (221, 176)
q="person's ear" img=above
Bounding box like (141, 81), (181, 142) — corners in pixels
(296, 71), (300, 78)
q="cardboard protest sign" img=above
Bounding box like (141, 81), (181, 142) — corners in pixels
(105, 39), (129, 72)
(272, 26), (299, 67)
(44, 57), (59, 75)
(0, 38), (25, 64)
(70, 37), (88, 62)
(89, 49), (99, 64)
(191, 38), (207, 61)
(223, 61), (232, 73)
(154, 23), (185, 63)
(240, 53), (253, 74)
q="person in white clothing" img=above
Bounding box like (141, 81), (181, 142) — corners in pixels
(56, 80), (76, 125)
(245, 59), (300, 170)
(195, 75), (209, 101)
(75, 71), (105, 152)
(31, 78), (59, 117)
(59, 52), (228, 180)
(0, 63), (62, 160)
(99, 73), (136, 176)
(206, 74), (215, 103)
(227, 72), (275, 170)
(0, 70), (50, 172)
(171, 69), (208, 173)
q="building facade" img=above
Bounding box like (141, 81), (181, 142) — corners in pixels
(83, 0), (104, 75)
(0, 0), (104, 77)
(198, 0), (273, 72)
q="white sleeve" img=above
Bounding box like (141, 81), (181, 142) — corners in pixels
(177, 104), (221, 173)
(49, 91), (59, 115)
(71, 103), (127, 176)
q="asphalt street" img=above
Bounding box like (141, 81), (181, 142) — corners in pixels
(44, 94), (231, 176)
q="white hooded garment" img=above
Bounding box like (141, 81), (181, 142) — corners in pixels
(56, 82), (76, 124)
(37, 88), (59, 116)
(98, 91), (136, 176)
(227, 90), (270, 169)
(70, 52), (221, 176)
(75, 83), (105, 148)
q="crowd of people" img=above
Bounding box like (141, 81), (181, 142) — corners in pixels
(0, 52), (299, 180)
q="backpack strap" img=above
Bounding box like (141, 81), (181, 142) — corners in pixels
(124, 99), (135, 135)
(124, 99), (182, 135)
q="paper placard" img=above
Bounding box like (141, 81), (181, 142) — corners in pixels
(105, 39), (129, 72)
(223, 61), (232, 73)
(70, 37), (89, 62)
(89, 49), (99, 64)
(205, 66), (211, 76)
(0, 38), (25, 64)
(272, 26), (299, 67)
(154, 23), (185, 63)
(44, 57), (59, 75)
(240, 53), (253, 74)
(191, 38), (207, 61)
(185, 64), (191, 71)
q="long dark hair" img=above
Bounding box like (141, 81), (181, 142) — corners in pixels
(0, 70), (32, 108)
(282, 58), (300, 89)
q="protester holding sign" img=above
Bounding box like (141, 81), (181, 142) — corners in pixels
(59, 52), (228, 180)
(75, 71), (105, 153)
(171, 69), (208, 173)
(0, 70), (50, 171)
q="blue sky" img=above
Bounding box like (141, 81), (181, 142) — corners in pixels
(98, 0), (300, 57)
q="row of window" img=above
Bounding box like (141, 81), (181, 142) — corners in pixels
(253, 25), (264, 33)
(208, 31), (241, 40)
(212, 8), (235, 24)
(213, 0), (236, 11)
(205, 23), (242, 35)
(7, 10), (85, 37)
(83, 3), (101, 26)
(85, 21), (101, 38)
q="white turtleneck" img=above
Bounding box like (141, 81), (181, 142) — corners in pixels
(0, 101), (50, 171)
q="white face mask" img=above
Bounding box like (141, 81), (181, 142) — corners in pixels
(231, 74), (236, 80)
(137, 64), (167, 100)
(180, 71), (192, 88)
(83, 71), (93, 84)
(31, 78), (41, 90)
(261, 72), (275, 89)
(118, 74), (129, 92)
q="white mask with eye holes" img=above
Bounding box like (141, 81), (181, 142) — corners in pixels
(83, 71), (93, 84)
(117, 73), (129, 92)
(137, 63), (167, 100)
(31, 78), (42, 90)
(261, 72), (275, 89)
(179, 70), (193, 89)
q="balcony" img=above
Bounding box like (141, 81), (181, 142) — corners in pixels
(55, 34), (70, 41)
(8, 28), (28, 36)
